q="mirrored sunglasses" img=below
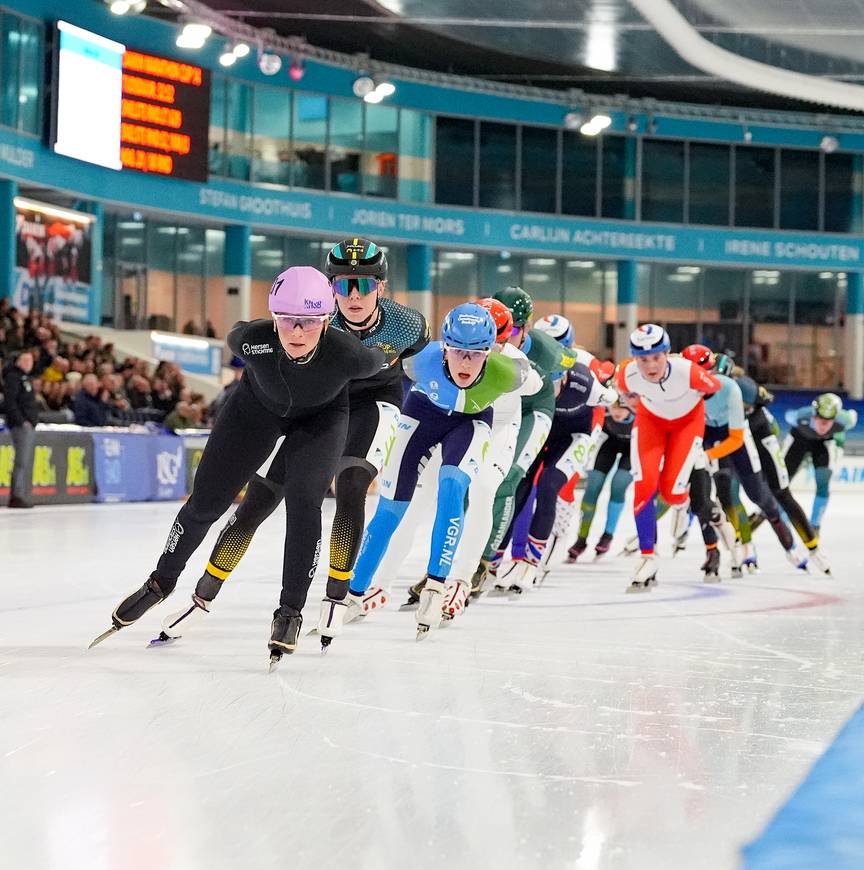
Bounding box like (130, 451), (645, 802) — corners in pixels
(332, 276), (379, 297)
(273, 314), (329, 332)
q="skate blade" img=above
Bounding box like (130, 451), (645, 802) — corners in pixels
(731, 568), (743, 579)
(147, 632), (177, 647)
(88, 626), (118, 649)
(703, 574), (721, 584)
(320, 636), (333, 655)
(268, 654), (281, 673)
(398, 602), (419, 612)
(625, 584), (649, 594)
(415, 625), (432, 641)
(593, 552), (609, 562)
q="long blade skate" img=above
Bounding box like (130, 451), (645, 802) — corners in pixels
(268, 651), (282, 673)
(88, 627), (118, 649)
(147, 631), (177, 647)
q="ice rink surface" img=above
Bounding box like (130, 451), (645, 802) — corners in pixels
(3, 493), (864, 870)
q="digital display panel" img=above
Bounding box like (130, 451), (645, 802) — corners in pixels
(53, 21), (124, 170)
(53, 23), (211, 182)
(120, 50), (211, 181)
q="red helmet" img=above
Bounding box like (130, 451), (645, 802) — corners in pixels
(476, 297), (514, 343)
(595, 359), (616, 385)
(682, 343), (715, 371)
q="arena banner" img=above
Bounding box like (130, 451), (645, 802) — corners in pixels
(151, 435), (187, 500)
(0, 430), (94, 504)
(181, 432), (209, 493)
(91, 431), (153, 502)
(4, 123), (864, 271)
(13, 198), (95, 323)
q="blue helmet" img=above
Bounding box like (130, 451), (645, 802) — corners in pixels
(441, 303), (497, 350)
(534, 314), (574, 346)
(629, 323), (670, 357)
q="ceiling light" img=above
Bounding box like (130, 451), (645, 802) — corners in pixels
(820, 135), (839, 154)
(580, 114), (612, 136)
(563, 112), (584, 131)
(353, 76), (376, 98)
(232, 42), (250, 58)
(376, 81), (395, 97)
(219, 46), (237, 67)
(258, 52), (282, 75)
(176, 21), (211, 49)
(289, 57), (305, 81)
(110, 0), (131, 13)
(363, 90), (384, 104)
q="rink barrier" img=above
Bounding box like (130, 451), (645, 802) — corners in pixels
(0, 427), (208, 505)
(741, 702), (864, 869)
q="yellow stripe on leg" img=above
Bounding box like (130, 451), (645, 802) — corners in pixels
(328, 567), (352, 581)
(206, 562), (232, 581)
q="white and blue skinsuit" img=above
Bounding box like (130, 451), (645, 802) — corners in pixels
(349, 341), (529, 592)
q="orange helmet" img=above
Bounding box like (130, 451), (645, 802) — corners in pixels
(475, 297), (514, 343)
(682, 343), (715, 371)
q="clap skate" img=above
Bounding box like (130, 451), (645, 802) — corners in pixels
(626, 555), (657, 593)
(594, 532), (614, 560)
(415, 578), (446, 639)
(268, 606), (302, 671)
(701, 547), (721, 583)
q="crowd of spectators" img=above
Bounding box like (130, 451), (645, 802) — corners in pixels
(0, 300), (211, 431)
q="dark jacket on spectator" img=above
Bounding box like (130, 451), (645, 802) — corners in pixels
(2, 363), (40, 427)
(72, 390), (111, 427)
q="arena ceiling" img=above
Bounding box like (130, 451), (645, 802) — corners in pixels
(169, 0), (864, 111)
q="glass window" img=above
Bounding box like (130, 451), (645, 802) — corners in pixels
(208, 76), (226, 177)
(434, 250), (477, 326)
(780, 150), (819, 230)
(329, 98), (363, 194)
(1, 14), (20, 130)
(735, 146), (775, 228)
(478, 122), (517, 210)
(363, 104), (398, 198)
(292, 93), (327, 190)
(18, 18), (42, 134)
(398, 109), (432, 203)
(791, 271), (841, 388)
(252, 87), (292, 185)
(601, 136), (628, 219)
(224, 80), (252, 181)
(204, 229), (225, 338)
(749, 269), (791, 384)
(435, 117), (475, 206)
(521, 126), (557, 213)
(479, 252), (519, 297)
(823, 153), (856, 233)
(688, 143), (730, 226)
(564, 259), (605, 354)
(561, 132), (597, 217)
(522, 257), (562, 318)
(700, 267), (746, 363)
(251, 233), (287, 281)
(649, 264), (700, 349)
(176, 226), (205, 335)
(641, 140), (684, 223)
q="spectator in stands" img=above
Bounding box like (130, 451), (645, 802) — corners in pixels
(127, 374), (154, 410)
(150, 376), (176, 415)
(42, 356), (69, 384)
(3, 351), (39, 508)
(72, 373), (111, 427)
(101, 373), (130, 413)
(182, 320), (200, 335)
(205, 320), (217, 338)
(163, 400), (196, 432)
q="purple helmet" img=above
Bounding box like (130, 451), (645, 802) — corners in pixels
(268, 266), (335, 316)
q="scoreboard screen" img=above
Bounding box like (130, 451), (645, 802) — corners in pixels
(53, 22), (211, 183)
(120, 50), (211, 182)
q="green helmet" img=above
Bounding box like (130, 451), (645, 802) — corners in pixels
(492, 286), (534, 327)
(813, 392), (842, 420)
(713, 353), (734, 377)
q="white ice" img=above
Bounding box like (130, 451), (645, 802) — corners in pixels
(3, 492), (864, 870)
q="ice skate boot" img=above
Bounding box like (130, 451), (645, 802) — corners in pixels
(742, 543), (759, 573)
(626, 555), (657, 593)
(313, 597), (348, 653)
(399, 579), (426, 611)
(748, 511), (767, 533)
(89, 573), (178, 648)
(344, 586), (388, 622)
(594, 532), (614, 560)
(416, 578), (446, 639)
(701, 547), (721, 583)
(806, 548), (832, 576)
(150, 593), (210, 646)
(619, 534), (641, 557)
(567, 536), (588, 563)
(785, 548), (809, 571)
(508, 560), (539, 595)
(268, 606), (302, 671)
(442, 579), (469, 622)
(469, 560), (492, 599)
(712, 507), (742, 577)
(671, 503), (691, 555)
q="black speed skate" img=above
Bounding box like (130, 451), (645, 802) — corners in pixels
(567, 536), (587, 563)
(88, 573), (177, 648)
(399, 578), (426, 611)
(701, 547), (721, 583)
(268, 606), (303, 671)
(594, 532), (613, 560)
